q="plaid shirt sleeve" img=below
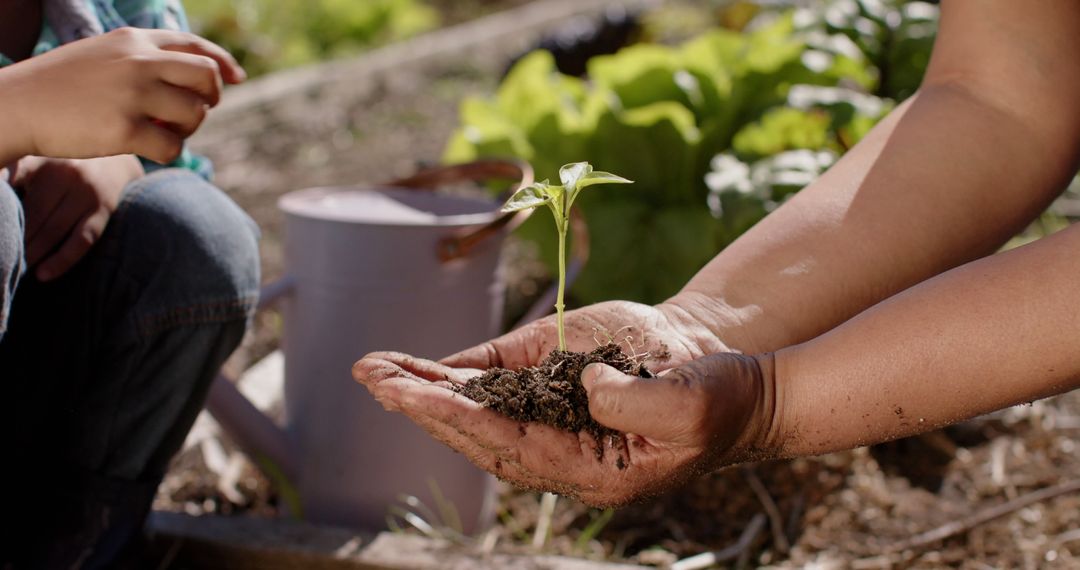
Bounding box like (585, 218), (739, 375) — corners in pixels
(108, 0), (191, 32)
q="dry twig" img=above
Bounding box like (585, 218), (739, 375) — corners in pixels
(532, 492), (559, 549)
(887, 478), (1080, 553)
(671, 513), (767, 570)
(743, 467), (791, 553)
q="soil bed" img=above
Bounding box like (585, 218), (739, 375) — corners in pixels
(455, 343), (653, 449)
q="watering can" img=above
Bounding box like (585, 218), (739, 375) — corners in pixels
(204, 160), (588, 533)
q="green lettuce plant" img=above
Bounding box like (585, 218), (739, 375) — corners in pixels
(185, 0), (438, 75)
(501, 162), (632, 350)
(445, 12), (897, 305)
(814, 0), (939, 100)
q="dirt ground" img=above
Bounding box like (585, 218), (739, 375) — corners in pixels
(158, 2), (1080, 567)
(504, 394), (1080, 568)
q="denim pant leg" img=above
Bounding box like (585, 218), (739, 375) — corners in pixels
(0, 169), (260, 569)
(0, 181), (25, 336)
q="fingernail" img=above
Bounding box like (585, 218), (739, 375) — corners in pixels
(581, 363), (603, 391)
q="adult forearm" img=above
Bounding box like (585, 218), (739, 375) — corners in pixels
(671, 82), (1080, 354)
(763, 222), (1080, 458)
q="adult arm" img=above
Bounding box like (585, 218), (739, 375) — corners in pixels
(672, 0), (1080, 355)
(443, 0), (1080, 373)
(357, 222), (1080, 507)
(564, 206), (1080, 505)
(758, 220), (1080, 457)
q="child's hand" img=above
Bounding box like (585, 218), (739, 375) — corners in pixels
(0, 27), (245, 164)
(11, 155), (143, 281)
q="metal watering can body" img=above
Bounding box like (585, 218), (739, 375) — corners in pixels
(207, 161), (537, 532)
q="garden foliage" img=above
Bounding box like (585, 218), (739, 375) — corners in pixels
(818, 0), (938, 100)
(184, 0), (438, 76)
(445, 1), (939, 305)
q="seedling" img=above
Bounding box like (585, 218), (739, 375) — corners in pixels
(501, 162), (632, 350)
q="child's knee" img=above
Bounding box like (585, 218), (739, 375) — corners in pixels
(112, 169), (260, 332)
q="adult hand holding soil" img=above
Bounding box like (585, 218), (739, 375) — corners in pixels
(442, 299), (744, 371)
(0, 27), (245, 166)
(353, 300), (776, 506)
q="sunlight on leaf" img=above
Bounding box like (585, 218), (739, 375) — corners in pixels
(579, 171), (634, 188)
(559, 162), (593, 191)
(501, 181), (557, 213)
(569, 171), (634, 209)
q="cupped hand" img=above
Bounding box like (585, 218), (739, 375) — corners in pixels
(11, 155), (143, 281)
(2, 27), (245, 164)
(352, 301), (777, 507)
(442, 299), (731, 371)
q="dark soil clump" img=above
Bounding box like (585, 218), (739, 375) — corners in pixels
(455, 344), (654, 446)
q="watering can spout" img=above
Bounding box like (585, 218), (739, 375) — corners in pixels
(206, 277), (298, 484)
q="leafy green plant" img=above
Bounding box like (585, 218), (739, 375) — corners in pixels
(704, 83), (894, 235)
(446, 12), (897, 305)
(184, 0), (438, 76)
(501, 162), (632, 350)
(810, 0), (939, 101)
(640, 0), (939, 101)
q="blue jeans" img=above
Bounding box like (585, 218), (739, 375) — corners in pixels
(0, 169), (260, 568)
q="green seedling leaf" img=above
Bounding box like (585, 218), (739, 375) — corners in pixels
(578, 170), (633, 188)
(509, 163), (632, 350)
(559, 162), (593, 192)
(501, 180), (556, 213)
(569, 170), (633, 209)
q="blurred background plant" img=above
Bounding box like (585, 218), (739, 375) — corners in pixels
(184, 0), (440, 76)
(181, 0), (941, 304)
(445, 0), (936, 305)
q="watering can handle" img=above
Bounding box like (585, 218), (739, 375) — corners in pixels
(382, 159), (539, 263)
(382, 159), (590, 327)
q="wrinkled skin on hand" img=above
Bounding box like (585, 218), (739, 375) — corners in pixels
(353, 300), (775, 507)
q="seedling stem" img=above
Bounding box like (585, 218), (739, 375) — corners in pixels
(501, 162), (632, 350)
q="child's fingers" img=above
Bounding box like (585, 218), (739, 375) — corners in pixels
(141, 84), (207, 139)
(155, 52), (223, 107)
(151, 30), (246, 84)
(129, 120), (184, 165)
